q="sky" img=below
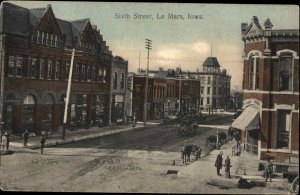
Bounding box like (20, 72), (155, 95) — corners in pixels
(8, 1), (299, 90)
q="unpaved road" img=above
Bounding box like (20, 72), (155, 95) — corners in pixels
(0, 116), (287, 193)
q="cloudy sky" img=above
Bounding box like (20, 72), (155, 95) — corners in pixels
(9, 1), (299, 90)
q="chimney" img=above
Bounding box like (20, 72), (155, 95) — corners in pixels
(241, 23), (248, 36)
(252, 16), (259, 24)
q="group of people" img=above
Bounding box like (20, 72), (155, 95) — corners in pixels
(215, 151), (231, 177)
(214, 150), (273, 182)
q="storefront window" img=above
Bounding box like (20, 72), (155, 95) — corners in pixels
(43, 94), (54, 131)
(23, 95), (36, 128)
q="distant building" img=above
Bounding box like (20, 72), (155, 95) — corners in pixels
(131, 68), (200, 121)
(188, 57), (231, 112)
(232, 16), (299, 161)
(0, 3), (113, 135)
(109, 56), (128, 124)
(233, 92), (243, 110)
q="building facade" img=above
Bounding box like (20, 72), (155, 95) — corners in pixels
(0, 3), (113, 135)
(131, 68), (201, 121)
(188, 57), (231, 112)
(109, 56), (128, 124)
(233, 16), (299, 161)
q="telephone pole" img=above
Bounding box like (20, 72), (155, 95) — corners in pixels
(143, 39), (152, 127)
(62, 49), (75, 140)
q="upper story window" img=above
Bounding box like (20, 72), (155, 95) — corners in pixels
(42, 32), (46, 44)
(75, 63), (80, 81)
(39, 58), (45, 79)
(37, 30), (41, 43)
(87, 65), (91, 81)
(30, 58), (37, 79)
(207, 87), (211, 95)
(46, 33), (50, 45)
(207, 77), (211, 84)
(55, 61), (60, 80)
(120, 73), (125, 89)
(7, 56), (22, 77)
(98, 68), (103, 83)
(200, 87), (204, 94)
(65, 62), (70, 80)
(55, 35), (58, 47)
(103, 68), (107, 83)
(279, 54), (293, 91)
(248, 55), (259, 90)
(81, 65), (86, 81)
(213, 87), (216, 95)
(47, 60), (53, 80)
(113, 72), (118, 89)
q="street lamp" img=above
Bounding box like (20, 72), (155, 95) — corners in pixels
(143, 39), (152, 127)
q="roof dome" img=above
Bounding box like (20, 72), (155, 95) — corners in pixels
(202, 57), (220, 67)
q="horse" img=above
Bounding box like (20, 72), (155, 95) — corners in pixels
(181, 145), (193, 164)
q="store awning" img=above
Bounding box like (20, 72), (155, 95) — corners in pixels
(232, 107), (260, 131)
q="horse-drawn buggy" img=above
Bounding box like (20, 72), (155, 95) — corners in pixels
(181, 143), (202, 164)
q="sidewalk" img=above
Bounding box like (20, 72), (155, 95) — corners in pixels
(178, 139), (291, 191)
(7, 123), (150, 150)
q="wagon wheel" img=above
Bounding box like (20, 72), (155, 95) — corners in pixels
(290, 176), (299, 193)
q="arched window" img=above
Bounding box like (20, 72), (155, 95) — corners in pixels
(279, 53), (293, 91)
(248, 55), (259, 90)
(120, 73), (125, 89)
(113, 72), (118, 89)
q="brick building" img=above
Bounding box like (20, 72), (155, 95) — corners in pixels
(109, 56), (128, 124)
(0, 3), (113, 135)
(131, 68), (200, 121)
(232, 16), (299, 161)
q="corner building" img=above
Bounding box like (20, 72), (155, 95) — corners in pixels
(0, 3), (113, 135)
(233, 16), (299, 162)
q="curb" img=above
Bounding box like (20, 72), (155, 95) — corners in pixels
(27, 126), (145, 150)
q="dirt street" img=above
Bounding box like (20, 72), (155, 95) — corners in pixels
(0, 118), (286, 193)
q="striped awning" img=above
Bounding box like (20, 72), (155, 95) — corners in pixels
(232, 107), (260, 131)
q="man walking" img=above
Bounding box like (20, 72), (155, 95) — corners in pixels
(264, 159), (273, 182)
(23, 129), (29, 147)
(224, 155), (231, 178)
(40, 136), (46, 154)
(215, 151), (223, 176)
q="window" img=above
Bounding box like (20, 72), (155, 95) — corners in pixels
(200, 98), (203, 106)
(55, 35), (58, 47)
(91, 66), (95, 81)
(37, 30), (41, 43)
(31, 58), (37, 78)
(47, 60), (53, 80)
(120, 73), (125, 89)
(207, 87), (211, 95)
(46, 33), (50, 45)
(249, 55), (259, 90)
(87, 65), (91, 81)
(39, 58), (45, 79)
(55, 61), (60, 80)
(277, 110), (291, 149)
(51, 34), (54, 46)
(65, 62), (70, 80)
(16, 56), (23, 77)
(23, 95), (36, 125)
(113, 72), (118, 89)
(98, 69), (103, 83)
(207, 98), (210, 105)
(213, 87), (216, 95)
(8, 56), (15, 76)
(200, 87), (204, 94)
(81, 65), (86, 81)
(75, 63), (79, 80)
(103, 68), (107, 83)
(42, 32), (46, 44)
(207, 77), (211, 84)
(279, 55), (293, 91)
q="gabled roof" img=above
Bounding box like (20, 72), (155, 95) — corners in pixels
(0, 2), (29, 36)
(71, 18), (90, 37)
(202, 57), (220, 67)
(29, 7), (46, 26)
(56, 18), (74, 47)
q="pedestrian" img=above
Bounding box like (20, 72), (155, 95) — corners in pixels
(5, 132), (10, 150)
(196, 146), (202, 160)
(264, 158), (273, 182)
(215, 151), (223, 176)
(40, 136), (46, 154)
(23, 129), (29, 147)
(224, 155), (231, 178)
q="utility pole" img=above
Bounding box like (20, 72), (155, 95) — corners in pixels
(0, 34), (6, 168)
(144, 39), (152, 127)
(178, 65), (182, 114)
(62, 49), (75, 140)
